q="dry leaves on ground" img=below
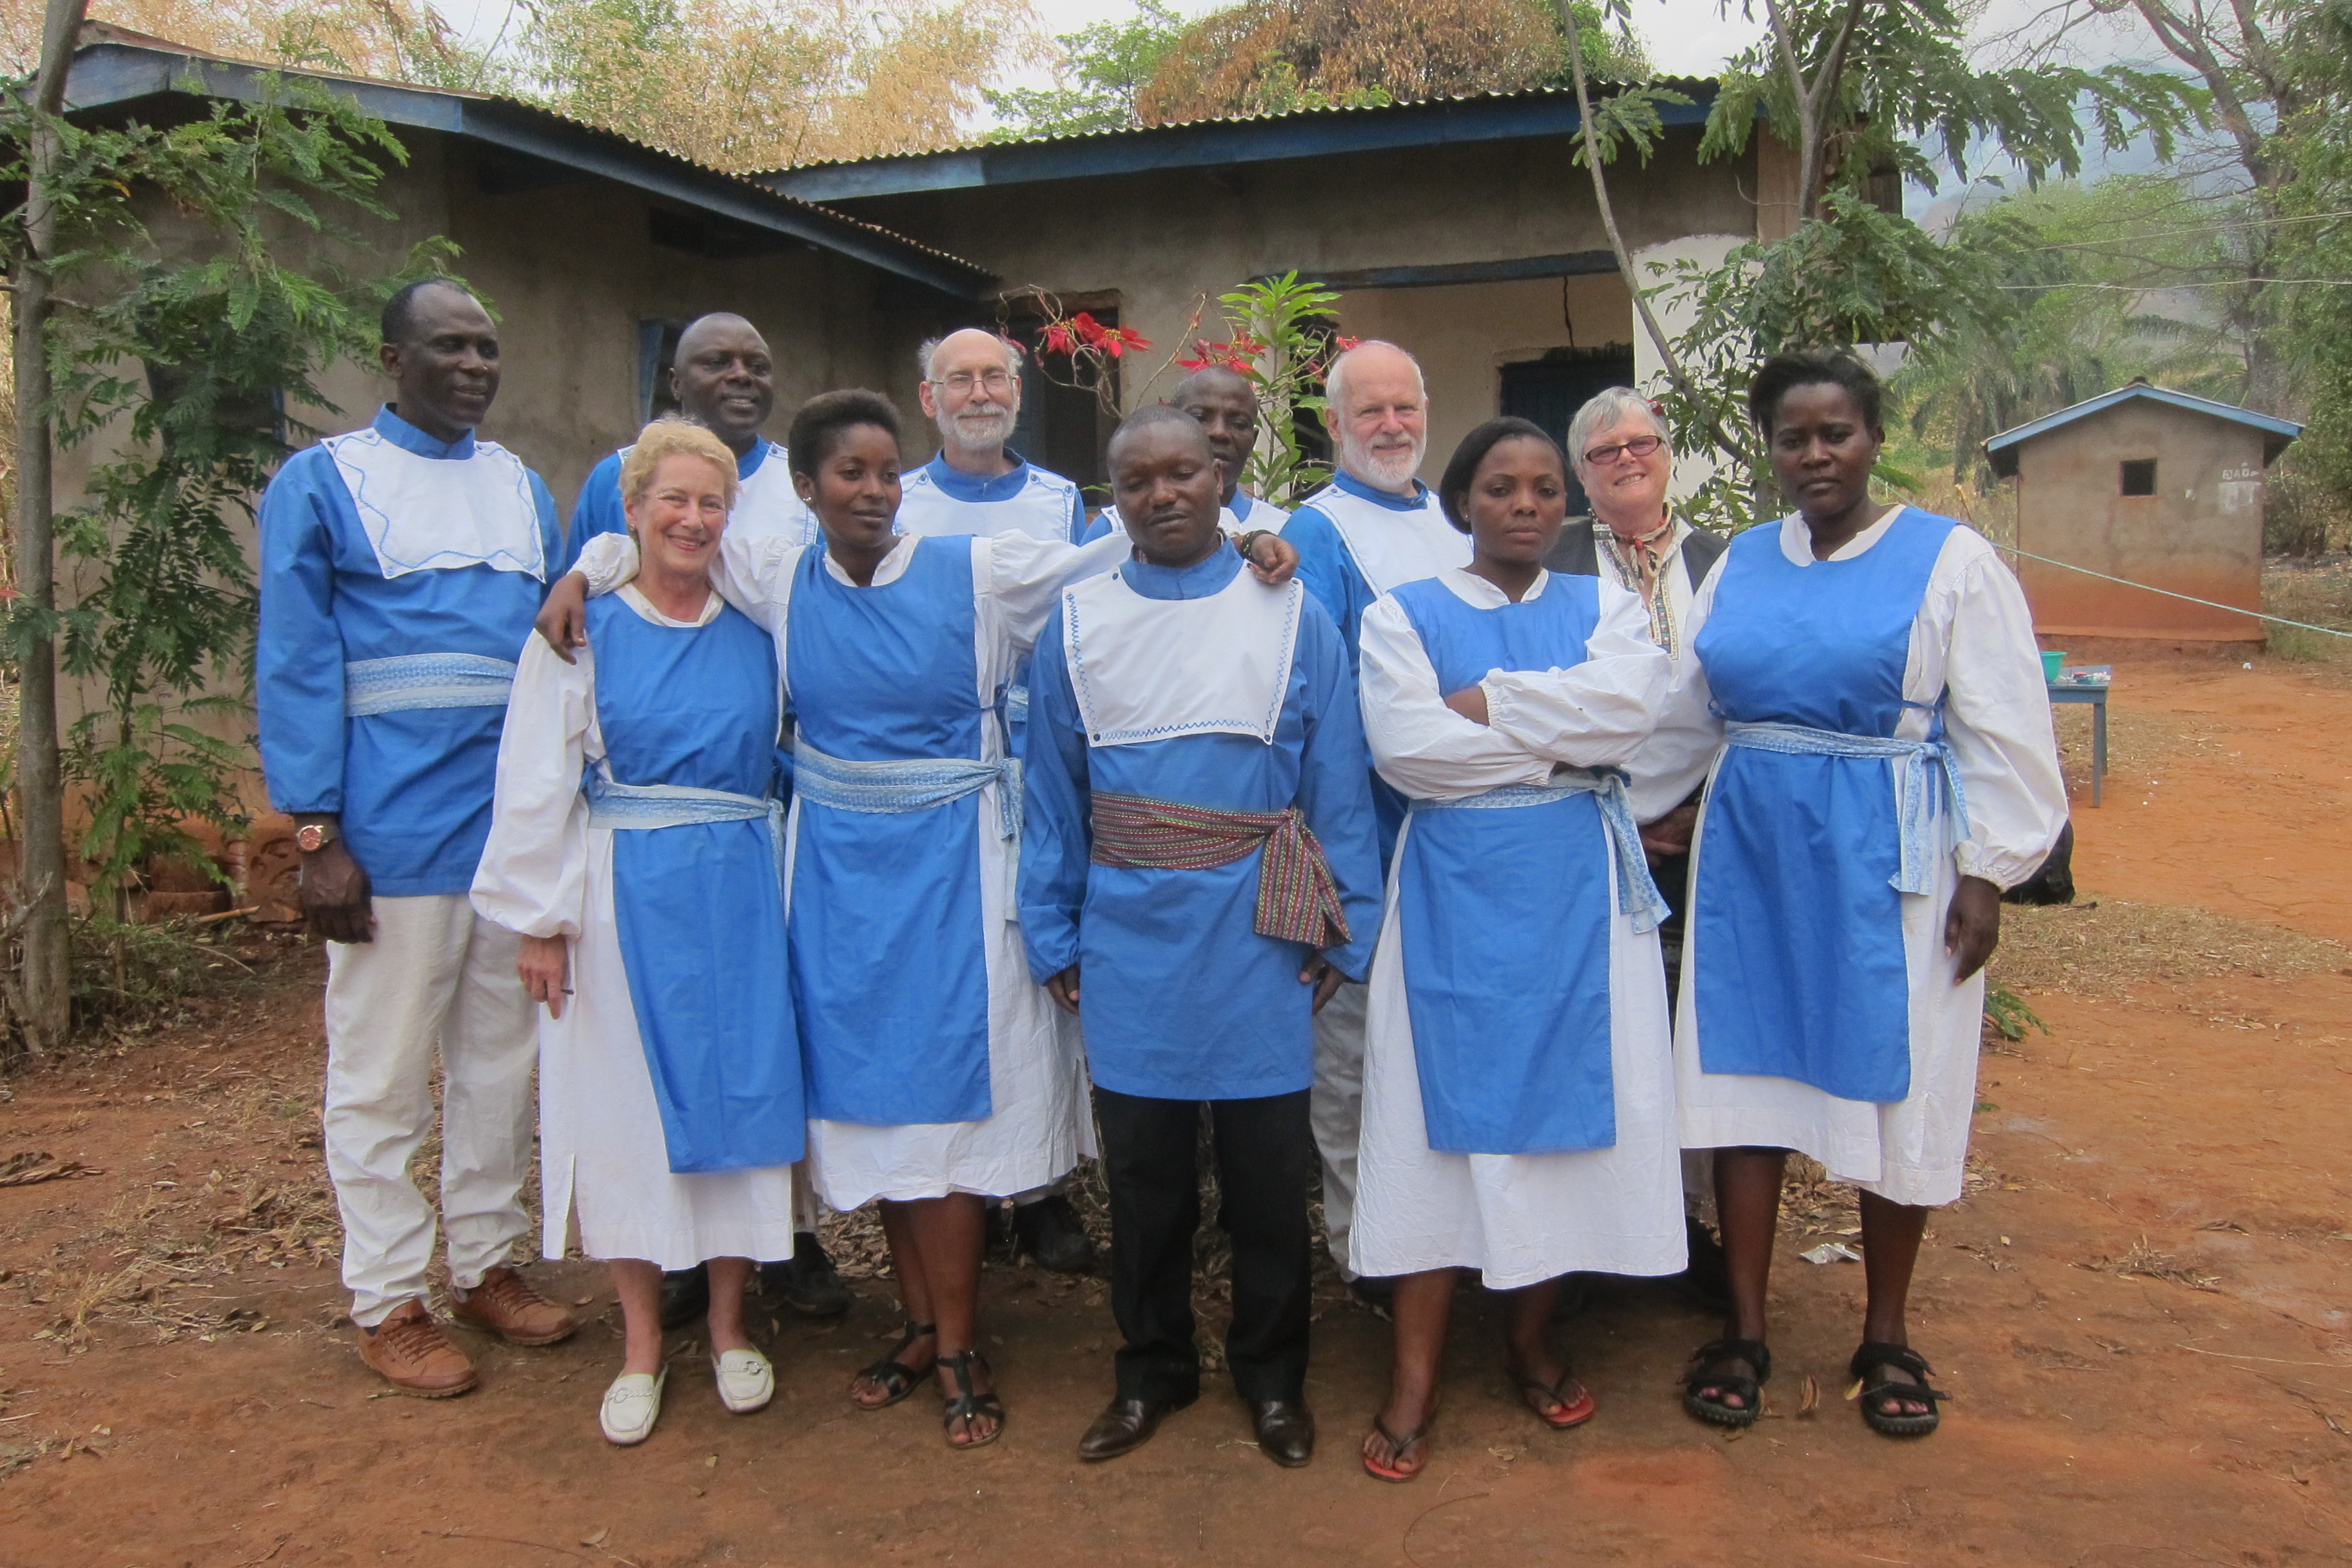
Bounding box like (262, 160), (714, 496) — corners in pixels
(1995, 899), (2347, 1004)
(0, 1152), (101, 1188)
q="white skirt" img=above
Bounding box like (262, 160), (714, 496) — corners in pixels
(1349, 827), (1688, 1290)
(1674, 780), (1982, 1208)
(538, 830), (799, 1271)
(803, 798), (1093, 1210)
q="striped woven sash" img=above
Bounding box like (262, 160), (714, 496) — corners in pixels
(1090, 792), (1351, 950)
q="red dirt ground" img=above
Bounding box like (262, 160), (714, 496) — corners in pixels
(3, 645), (2350, 1568)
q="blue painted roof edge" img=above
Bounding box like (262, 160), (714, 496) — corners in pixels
(61, 35), (994, 297)
(1984, 384), (2304, 455)
(762, 83), (1720, 202)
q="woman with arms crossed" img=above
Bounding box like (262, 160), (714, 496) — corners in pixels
(473, 420), (802, 1445)
(1645, 351), (2066, 1437)
(1350, 417), (1683, 1481)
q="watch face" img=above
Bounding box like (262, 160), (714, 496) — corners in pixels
(296, 826), (326, 852)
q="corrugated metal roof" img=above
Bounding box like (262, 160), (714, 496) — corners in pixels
(1984, 382), (2304, 477)
(774, 77), (1718, 173)
(761, 77), (1719, 202)
(65, 24), (994, 295)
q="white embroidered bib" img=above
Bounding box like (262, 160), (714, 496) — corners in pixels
(730, 443), (821, 545)
(1063, 569), (1304, 747)
(326, 429), (545, 581)
(1305, 482), (1469, 596)
(897, 464), (1081, 543)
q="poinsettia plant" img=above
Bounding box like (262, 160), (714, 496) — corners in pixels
(1178, 272), (1354, 505)
(1006, 288), (1154, 417)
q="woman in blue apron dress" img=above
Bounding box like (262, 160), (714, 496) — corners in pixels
(1644, 354), (2066, 1438)
(473, 421), (802, 1447)
(543, 391), (1300, 1452)
(1350, 418), (1683, 1482)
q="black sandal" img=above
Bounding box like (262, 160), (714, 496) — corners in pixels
(939, 1348), (1004, 1449)
(851, 1320), (936, 1409)
(1682, 1337), (1771, 1429)
(1849, 1342), (1950, 1438)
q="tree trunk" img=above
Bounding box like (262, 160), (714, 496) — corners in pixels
(10, 0), (92, 1058)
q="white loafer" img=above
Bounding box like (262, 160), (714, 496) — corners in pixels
(713, 1348), (774, 1414)
(600, 1368), (666, 1446)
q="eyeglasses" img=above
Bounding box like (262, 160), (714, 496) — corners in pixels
(1582, 433), (1665, 466)
(932, 369), (1015, 395)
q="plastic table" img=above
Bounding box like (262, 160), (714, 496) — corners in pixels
(2048, 675), (2109, 807)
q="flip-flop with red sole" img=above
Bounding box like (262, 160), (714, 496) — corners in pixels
(1513, 1368), (1597, 1430)
(1362, 1415), (1429, 1482)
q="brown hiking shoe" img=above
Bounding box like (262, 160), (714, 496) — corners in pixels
(449, 1264), (579, 1347)
(357, 1299), (478, 1398)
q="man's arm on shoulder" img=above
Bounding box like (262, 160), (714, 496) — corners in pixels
(1015, 609), (1092, 989)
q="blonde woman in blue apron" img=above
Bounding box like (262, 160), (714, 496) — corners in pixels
(1642, 352), (2066, 1438)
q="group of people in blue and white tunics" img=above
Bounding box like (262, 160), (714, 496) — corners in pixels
(257, 283), (2064, 1471)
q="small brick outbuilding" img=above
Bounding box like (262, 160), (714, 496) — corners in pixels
(1984, 382), (2302, 642)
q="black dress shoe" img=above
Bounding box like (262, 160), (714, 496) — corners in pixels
(1250, 1398), (1316, 1467)
(760, 1232), (855, 1319)
(657, 1263), (709, 1330)
(1013, 1193), (1099, 1275)
(1077, 1393), (1194, 1461)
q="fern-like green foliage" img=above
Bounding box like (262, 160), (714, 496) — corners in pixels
(1, 72), (457, 910)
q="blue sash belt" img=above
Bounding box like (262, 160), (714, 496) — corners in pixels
(791, 739), (1021, 910)
(587, 776), (785, 885)
(344, 652), (517, 717)
(1723, 721), (1970, 895)
(1412, 768), (1671, 935)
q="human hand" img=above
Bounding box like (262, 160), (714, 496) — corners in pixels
(299, 835), (374, 945)
(1442, 685), (1491, 727)
(534, 573), (592, 664)
(1301, 957), (1347, 1012)
(1945, 874), (2001, 982)
(518, 934), (571, 1018)
(1046, 965), (1081, 1015)
(1640, 801), (1699, 859)
(1242, 532), (1299, 585)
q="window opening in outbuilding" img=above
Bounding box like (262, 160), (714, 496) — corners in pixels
(2119, 458), (2157, 496)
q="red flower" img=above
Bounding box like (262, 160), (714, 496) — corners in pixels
(1114, 325), (1152, 353)
(1335, 335), (1362, 351)
(1041, 323), (1075, 356)
(1176, 355), (1209, 370)
(1070, 311), (1107, 347)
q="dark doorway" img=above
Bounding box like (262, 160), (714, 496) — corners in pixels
(1500, 345), (1637, 515)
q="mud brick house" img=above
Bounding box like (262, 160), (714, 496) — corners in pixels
(1985, 382), (2303, 643)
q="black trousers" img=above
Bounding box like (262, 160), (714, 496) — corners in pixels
(1094, 1086), (1314, 1406)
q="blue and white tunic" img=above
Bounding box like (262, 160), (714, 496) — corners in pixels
(570, 525), (1131, 1208)
(564, 437), (818, 574)
(1636, 507), (2066, 1206)
(894, 450), (1097, 758)
(1286, 473), (1473, 872)
(256, 406), (562, 897)
(1019, 547), (1383, 1102)
(471, 585), (801, 1269)
(1352, 567), (1685, 1287)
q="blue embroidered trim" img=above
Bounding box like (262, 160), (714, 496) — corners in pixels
(1063, 580), (1300, 746)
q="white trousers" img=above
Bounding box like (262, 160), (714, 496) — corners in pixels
(1309, 980), (1368, 1276)
(323, 894), (537, 1326)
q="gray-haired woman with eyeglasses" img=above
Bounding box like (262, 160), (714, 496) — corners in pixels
(1547, 389), (1731, 1298)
